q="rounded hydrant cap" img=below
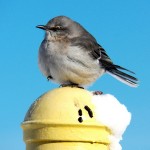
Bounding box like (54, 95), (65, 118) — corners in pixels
(23, 87), (104, 125)
(21, 87), (111, 147)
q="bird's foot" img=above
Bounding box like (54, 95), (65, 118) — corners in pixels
(47, 75), (53, 81)
(93, 91), (103, 95)
(60, 83), (84, 89)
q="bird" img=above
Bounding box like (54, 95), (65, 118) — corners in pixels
(36, 16), (138, 88)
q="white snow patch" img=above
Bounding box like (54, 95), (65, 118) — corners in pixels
(91, 94), (131, 150)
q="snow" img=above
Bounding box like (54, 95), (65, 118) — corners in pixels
(91, 94), (131, 150)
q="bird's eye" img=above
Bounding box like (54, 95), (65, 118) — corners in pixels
(55, 26), (63, 29)
(50, 26), (63, 31)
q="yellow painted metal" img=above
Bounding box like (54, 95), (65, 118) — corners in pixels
(21, 87), (111, 150)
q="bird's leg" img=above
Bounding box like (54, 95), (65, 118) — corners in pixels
(47, 75), (53, 81)
(60, 83), (84, 89)
(93, 91), (103, 95)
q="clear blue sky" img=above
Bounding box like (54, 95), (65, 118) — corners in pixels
(0, 0), (149, 149)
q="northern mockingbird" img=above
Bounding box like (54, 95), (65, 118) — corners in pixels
(36, 16), (138, 88)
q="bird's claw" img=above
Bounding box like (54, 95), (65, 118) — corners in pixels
(60, 83), (84, 89)
(47, 75), (53, 81)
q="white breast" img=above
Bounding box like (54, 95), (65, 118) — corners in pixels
(38, 40), (105, 85)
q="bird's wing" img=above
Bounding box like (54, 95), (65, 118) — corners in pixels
(71, 36), (138, 87)
(71, 35), (101, 59)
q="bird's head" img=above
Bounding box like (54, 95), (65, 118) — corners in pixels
(36, 16), (86, 40)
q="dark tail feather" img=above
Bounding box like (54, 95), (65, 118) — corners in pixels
(106, 66), (139, 87)
(113, 65), (135, 74)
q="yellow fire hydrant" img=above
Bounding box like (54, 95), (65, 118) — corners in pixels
(21, 87), (111, 150)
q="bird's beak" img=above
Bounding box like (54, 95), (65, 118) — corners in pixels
(36, 25), (47, 30)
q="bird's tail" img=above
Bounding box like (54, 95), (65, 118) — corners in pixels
(106, 65), (139, 87)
